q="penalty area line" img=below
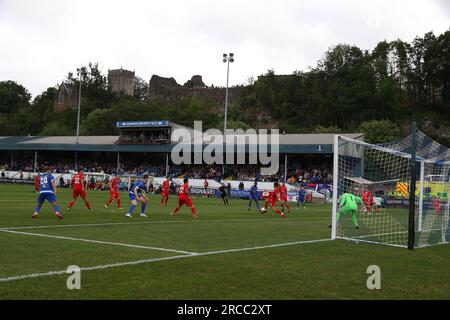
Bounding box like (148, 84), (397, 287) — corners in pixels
(0, 238), (332, 283)
(0, 216), (330, 231)
(0, 229), (197, 255)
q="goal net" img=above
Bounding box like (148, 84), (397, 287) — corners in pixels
(332, 132), (450, 249)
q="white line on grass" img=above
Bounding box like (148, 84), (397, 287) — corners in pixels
(0, 238), (331, 283)
(0, 229), (197, 255)
(0, 217), (330, 231)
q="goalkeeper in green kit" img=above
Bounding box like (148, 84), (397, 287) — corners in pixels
(337, 193), (365, 229)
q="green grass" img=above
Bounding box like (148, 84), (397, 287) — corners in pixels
(0, 184), (449, 300)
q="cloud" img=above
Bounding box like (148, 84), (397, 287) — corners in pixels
(0, 0), (448, 97)
(433, 0), (450, 16)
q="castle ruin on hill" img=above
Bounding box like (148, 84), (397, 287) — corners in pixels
(54, 68), (243, 112)
(149, 74), (243, 109)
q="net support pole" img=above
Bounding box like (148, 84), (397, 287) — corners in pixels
(418, 161), (425, 232)
(284, 154), (288, 183)
(408, 122), (418, 250)
(331, 135), (339, 240)
(165, 152), (169, 177)
(116, 152), (120, 174)
(33, 151), (38, 173)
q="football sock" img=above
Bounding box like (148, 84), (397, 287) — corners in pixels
(117, 198), (121, 208)
(191, 206), (197, 215)
(141, 203), (147, 214)
(68, 201), (74, 209)
(351, 214), (358, 228)
(128, 204), (136, 214)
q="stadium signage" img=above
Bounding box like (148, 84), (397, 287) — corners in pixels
(0, 178), (34, 185)
(189, 187), (216, 195)
(116, 121), (170, 128)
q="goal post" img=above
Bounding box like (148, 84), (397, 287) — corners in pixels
(332, 133), (450, 249)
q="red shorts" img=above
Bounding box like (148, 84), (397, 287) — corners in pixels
(110, 190), (119, 198)
(178, 197), (193, 207)
(161, 190), (169, 197)
(280, 195), (288, 202)
(73, 189), (87, 198)
(269, 200), (278, 208)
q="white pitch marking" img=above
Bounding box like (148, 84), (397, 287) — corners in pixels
(0, 217), (330, 231)
(0, 229), (196, 255)
(0, 238), (332, 282)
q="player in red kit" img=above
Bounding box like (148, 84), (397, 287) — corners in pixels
(160, 177), (170, 206)
(361, 189), (378, 215)
(204, 179), (209, 198)
(67, 169), (91, 212)
(105, 174), (122, 209)
(34, 174), (40, 193)
(263, 182), (285, 217)
(279, 182), (290, 213)
(170, 178), (198, 218)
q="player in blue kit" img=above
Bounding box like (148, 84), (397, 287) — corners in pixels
(125, 174), (149, 218)
(297, 186), (306, 209)
(31, 167), (63, 220)
(248, 182), (260, 211)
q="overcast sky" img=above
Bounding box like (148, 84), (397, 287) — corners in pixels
(0, 0), (448, 97)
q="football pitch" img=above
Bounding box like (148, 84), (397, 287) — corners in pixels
(0, 184), (448, 300)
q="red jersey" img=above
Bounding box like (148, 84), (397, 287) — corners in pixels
(71, 173), (84, 191)
(162, 179), (170, 192)
(110, 176), (118, 192)
(178, 183), (189, 200)
(361, 191), (374, 206)
(269, 188), (280, 202)
(204, 180), (209, 188)
(280, 185), (287, 197)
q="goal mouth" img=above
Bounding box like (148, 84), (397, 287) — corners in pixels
(332, 132), (450, 249)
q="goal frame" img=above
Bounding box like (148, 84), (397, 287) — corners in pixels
(331, 131), (450, 249)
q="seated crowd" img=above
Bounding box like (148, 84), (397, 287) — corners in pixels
(0, 159), (332, 185)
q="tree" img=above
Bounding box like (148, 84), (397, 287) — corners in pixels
(40, 121), (72, 136)
(358, 120), (400, 143)
(0, 81), (31, 113)
(313, 125), (342, 134)
(134, 77), (150, 101)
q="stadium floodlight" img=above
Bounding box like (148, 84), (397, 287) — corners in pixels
(222, 52), (235, 175)
(75, 67), (83, 145)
